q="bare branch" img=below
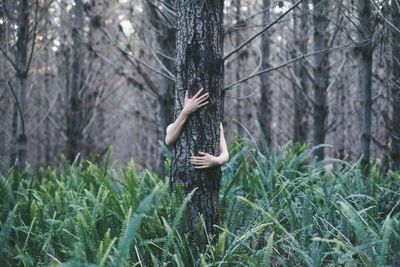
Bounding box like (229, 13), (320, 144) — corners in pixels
(0, 46), (17, 70)
(100, 27), (174, 82)
(223, 0), (303, 61)
(223, 40), (369, 91)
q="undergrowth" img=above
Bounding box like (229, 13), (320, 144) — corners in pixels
(1, 139), (399, 266)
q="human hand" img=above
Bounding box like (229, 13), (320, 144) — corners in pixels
(190, 151), (220, 169)
(182, 88), (209, 116)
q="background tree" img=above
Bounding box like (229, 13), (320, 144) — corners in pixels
(258, 0), (273, 145)
(356, 0), (373, 172)
(390, 0), (400, 169)
(311, 0), (330, 160)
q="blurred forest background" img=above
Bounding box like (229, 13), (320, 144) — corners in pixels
(0, 0), (398, 174)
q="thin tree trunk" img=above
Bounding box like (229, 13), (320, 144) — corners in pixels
(67, 0), (84, 162)
(312, 0), (330, 160)
(14, 0), (30, 170)
(356, 0), (373, 172)
(147, 0), (176, 178)
(0, 7), (7, 172)
(293, 0), (309, 144)
(258, 0), (272, 145)
(337, 72), (346, 159)
(43, 19), (52, 166)
(390, 0), (400, 169)
(171, 0), (224, 250)
(10, 103), (18, 168)
(235, 0), (244, 137)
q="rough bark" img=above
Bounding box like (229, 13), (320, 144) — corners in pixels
(14, 0), (30, 170)
(171, 0), (224, 249)
(390, 0), (400, 169)
(293, 0), (309, 144)
(312, 0), (330, 160)
(356, 0), (373, 172)
(258, 0), (272, 145)
(66, 0), (84, 162)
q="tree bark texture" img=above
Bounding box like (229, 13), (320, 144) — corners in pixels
(258, 0), (272, 145)
(390, 0), (400, 169)
(356, 0), (373, 172)
(171, 0), (224, 248)
(312, 0), (330, 160)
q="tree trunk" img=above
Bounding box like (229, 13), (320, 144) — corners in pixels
(234, 0), (244, 137)
(171, 0), (224, 250)
(258, 0), (272, 145)
(43, 18), (52, 167)
(293, 0), (309, 144)
(312, 0), (330, 160)
(0, 7), (7, 172)
(356, 0), (373, 172)
(15, 0), (29, 170)
(390, 0), (400, 169)
(147, 0), (176, 178)
(67, 0), (84, 162)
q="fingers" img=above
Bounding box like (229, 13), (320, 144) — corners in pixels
(194, 87), (204, 98)
(197, 101), (209, 108)
(185, 90), (189, 99)
(199, 101), (209, 107)
(193, 165), (210, 169)
(190, 160), (210, 168)
(190, 157), (204, 160)
(196, 92), (209, 102)
(194, 93), (209, 107)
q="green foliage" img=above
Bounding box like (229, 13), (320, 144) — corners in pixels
(1, 140), (399, 266)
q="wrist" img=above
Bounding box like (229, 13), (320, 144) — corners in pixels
(216, 153), (228, 166)
(181, 108), (190, 118)
(213, 155), (222, 166)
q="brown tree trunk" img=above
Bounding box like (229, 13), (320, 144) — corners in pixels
(15, 0), (29, 170)
(171, 0), (224, 250)
(390, 1), (400, 169)
(312, 0), (330, 160)
(356, 0), (373, 173)
(258, 0), (272, 145)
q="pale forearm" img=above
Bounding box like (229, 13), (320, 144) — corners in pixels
(214, 151), (229, 165)
(165, 111), (189, 146)
(218, 123), (229, 165)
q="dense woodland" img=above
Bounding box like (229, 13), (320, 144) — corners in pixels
(1, 0), (399, 174)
